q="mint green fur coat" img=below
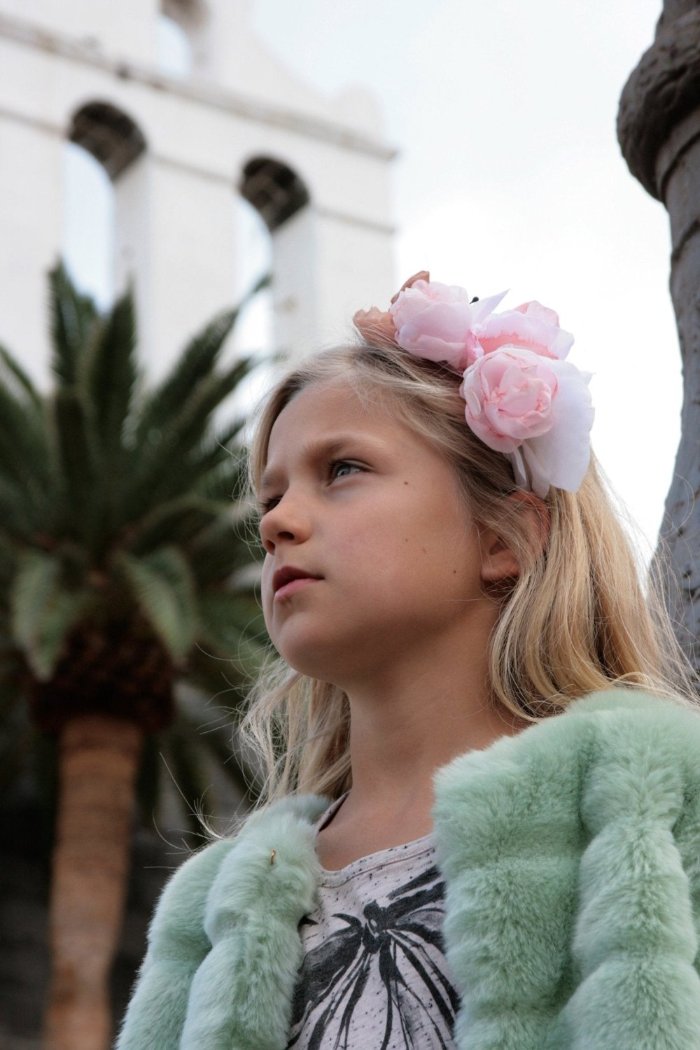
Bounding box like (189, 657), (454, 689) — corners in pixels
(116, 691), (700, 1049)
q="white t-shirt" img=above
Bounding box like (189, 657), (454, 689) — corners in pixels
(287, 799), (459, 1049)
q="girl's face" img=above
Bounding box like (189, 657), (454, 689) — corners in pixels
(258, 378), (496, 687)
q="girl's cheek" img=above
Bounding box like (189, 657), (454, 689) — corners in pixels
(260, 563), (274, 613)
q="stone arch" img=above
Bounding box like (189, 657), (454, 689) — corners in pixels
(68, 101), (147, 181)
(239, 155), (311, 232)
(161, 0), (209, 35)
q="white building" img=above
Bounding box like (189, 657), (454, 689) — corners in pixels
(0, 0), (396, 381)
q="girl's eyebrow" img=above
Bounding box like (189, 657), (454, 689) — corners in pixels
(260, 432), (385, 491)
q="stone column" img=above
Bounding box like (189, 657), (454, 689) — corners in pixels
(617, 3), (700, 671)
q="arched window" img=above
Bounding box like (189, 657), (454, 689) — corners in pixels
(232, 195), (274, 358)
(158, 0), (208, 76)
(236, 156), (312, 357)
(237, 156), (312, 363)
(156, 12), (193, 77)
(237, 153), (310, 363)
(62, 143), (114, 309)
(63, 102), (147, 308)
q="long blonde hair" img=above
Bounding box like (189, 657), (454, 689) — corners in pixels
(241, 340), (693, 804)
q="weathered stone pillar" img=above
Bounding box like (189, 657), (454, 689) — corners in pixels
(618, 3), (700, 671)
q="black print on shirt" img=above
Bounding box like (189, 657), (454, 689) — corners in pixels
(287, 865), (459, 1049)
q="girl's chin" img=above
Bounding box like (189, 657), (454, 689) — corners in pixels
(276, 644), (356, 686)
(271, 623), (386, 683)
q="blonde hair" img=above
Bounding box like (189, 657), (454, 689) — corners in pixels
(241, 341), (694, 804)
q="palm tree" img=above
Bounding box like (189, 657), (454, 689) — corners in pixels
(0, 262), (268, 1050)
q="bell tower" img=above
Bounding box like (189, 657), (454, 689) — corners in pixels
(0, 0), (395, 380)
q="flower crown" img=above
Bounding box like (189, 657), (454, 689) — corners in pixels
(353, 271), (594, 498)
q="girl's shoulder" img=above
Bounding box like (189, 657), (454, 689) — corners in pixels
(434, 688), (700, 859)
(537, 686), (700, 769)
(532, 686), (700, 777)
(438, 687), (700, 783)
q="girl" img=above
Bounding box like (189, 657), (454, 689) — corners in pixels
(117, 272), (700, 1050)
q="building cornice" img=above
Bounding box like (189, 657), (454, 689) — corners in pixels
(0, 13), (397, 162)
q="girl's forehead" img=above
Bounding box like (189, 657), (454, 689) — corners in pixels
(261, 378), (418, 477)
(269, 378), (396, 447)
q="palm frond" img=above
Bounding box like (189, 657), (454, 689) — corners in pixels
(10, 549), (89, 680)
(116, 546), (197, 661)
(0, 473), (45, 541)
(0, 343), (43, 413)
(50, 389), (99, 544)
(169, 423), (247, 499)
(122, 357), (255, 520)
(134, 272), (269, 445)
(205, 418), (247, 453)
(0, 376), (50, 491)
(49, 261), (100, 387)
(125, 496), (229, 556)
(195, 444), (249, 504)
(188, 518), (259, 585)
(196, 589), (266, 671)
(84, 283), (138, 473)
(185, 644), (250, 699)
(134, 309), (238, 445)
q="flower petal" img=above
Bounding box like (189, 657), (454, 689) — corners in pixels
(476, 303), (574, 360)
(390, 281), (474, 368)
(353, 306), (397, 348)
(468, 289), (509, 324)
(390, 270), (430, 304)
(516, 359), (594, 495)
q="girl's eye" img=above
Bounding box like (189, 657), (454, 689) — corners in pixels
(258, 495), (280, 515)
(257, 461), (364, 513)
(329, 460), (362, 481)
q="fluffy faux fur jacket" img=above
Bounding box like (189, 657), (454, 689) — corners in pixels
(116, 689), (700, 1049)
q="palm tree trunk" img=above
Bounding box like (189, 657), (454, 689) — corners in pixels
(44, 714), (143, 1050)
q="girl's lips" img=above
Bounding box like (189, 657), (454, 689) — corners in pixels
(272, 566), (323, 600)
(274, 576), (320, 601)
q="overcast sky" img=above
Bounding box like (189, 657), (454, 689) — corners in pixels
(66, 1), (680, 557)
(249, 0), (681, 558)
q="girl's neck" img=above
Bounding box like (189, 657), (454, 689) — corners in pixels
(316, 648), (528, 870)
(346, 621), (523, 791)
(346, 682), (524, 815)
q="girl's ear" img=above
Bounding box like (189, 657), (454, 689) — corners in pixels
(480, 491), (550, 583)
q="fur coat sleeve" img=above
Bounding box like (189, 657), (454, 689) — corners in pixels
(433, 689), (700, 1049)
(115, 690), (700, 1049)
(115, 796), (327, 1050)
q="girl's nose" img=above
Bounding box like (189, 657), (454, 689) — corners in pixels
(259, 493), (310, 554)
